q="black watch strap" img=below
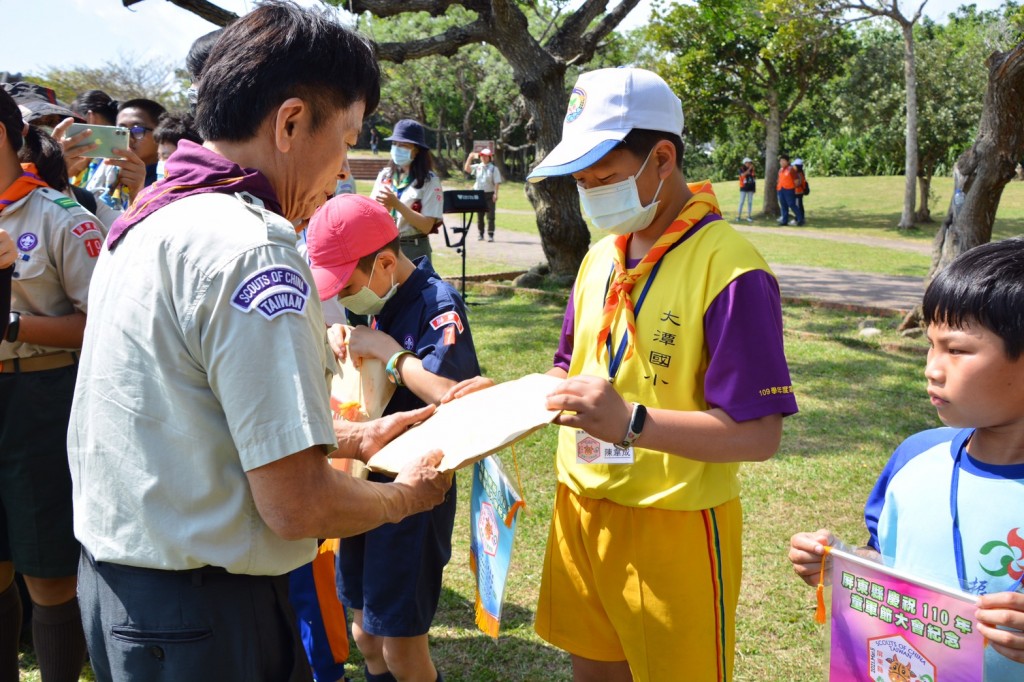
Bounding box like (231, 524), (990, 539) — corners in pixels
(616, 403), (647, 449)
(5, 311), (20, 343)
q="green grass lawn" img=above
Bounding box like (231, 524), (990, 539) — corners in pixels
(21, 295), (935, 682)
(359, 294), (933, 681)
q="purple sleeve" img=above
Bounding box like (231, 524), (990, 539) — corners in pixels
(552, 285), (575, 372)
(703, 270), (798, 422)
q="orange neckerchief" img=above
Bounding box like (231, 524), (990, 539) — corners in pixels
(595, 181), (720, 364)
(0, 164), (48, 214)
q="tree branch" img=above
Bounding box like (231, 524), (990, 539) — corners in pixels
(544, 0), (638, 63)
(373, 18), (490, 63)
(122, 0), (238, 26)
(348, 0), (481, 18)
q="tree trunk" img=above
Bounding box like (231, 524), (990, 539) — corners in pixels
(914, 172), (932, 223)
(898, 39), (1024, 331)
(898, 22), (919, 230)
(761, 89), (781, 218)
(521, 67), (590, 277)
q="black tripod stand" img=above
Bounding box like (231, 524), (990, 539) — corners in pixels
(441, 189), (489, 301)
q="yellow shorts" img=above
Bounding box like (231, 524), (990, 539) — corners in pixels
(535, 484), (742, 682)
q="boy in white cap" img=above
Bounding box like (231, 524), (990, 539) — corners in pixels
(738, 157), (756, 221)
(527, 67), (798, 681)
(463, 147), (502, 241)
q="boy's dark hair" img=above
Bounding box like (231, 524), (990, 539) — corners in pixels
(779, 154), (790, 162)
(118, 98), (167, 125)
(72, 90), (118, 125)
(0, 88), (23, 153)
(19, 126), (69, 192)
(617, 129), (685, 170)
(355, 236), (401, 274)
(186, 28), (223, 81)
(195, 1), (380, 142)
(923, 237), (1024, 360)
(154, 112), (203, 146)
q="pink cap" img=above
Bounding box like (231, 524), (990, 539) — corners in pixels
(480, 148), (493, 156)
(307, 194), (398, 300)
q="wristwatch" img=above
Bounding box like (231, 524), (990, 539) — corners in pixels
(616, 403), (647, 449)
(385, 350), (414, 387)
(5, 312), (20, 343)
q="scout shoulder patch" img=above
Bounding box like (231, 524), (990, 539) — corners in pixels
(70, 220), (102, 239)
(39, 187), (92, 219)
(429, 310), (464, 334)
(230, 265), (310, 320)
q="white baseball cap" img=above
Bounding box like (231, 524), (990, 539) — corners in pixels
(527, 67), (684, 182)
(793, 158), (804, 166)
(742, 157), (753, 164)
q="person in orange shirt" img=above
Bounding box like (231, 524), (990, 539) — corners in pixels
(776, 154), (797, 226)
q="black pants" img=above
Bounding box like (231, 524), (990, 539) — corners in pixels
(79, 550), (312, 682)
(476, 191), (496, 237)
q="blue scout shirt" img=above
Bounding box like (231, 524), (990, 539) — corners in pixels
(372, 257), (480, 414)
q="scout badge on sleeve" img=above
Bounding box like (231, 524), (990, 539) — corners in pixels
(469, 454), (525, 638)
(815, 547), (984, 681)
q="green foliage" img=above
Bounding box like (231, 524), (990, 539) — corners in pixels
(29, 55), (188, 111)
(648, 1), (1020, 180)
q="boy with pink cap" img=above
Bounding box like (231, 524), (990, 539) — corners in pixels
(307, 193), (480, 682)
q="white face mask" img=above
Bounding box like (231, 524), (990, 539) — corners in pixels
(578, 147), (665, 236)
(390, 145), (413, 168)
(155, 159), (166, 181)
(337, 256), (398, 316)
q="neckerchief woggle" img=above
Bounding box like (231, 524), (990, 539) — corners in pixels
(950, 429), (1024, 594)
(388, 168), (413, 222)
(0, 164), (47, 214)
(596, 181), (721, 378)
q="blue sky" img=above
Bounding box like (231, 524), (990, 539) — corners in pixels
(0, 0), (1007, 77)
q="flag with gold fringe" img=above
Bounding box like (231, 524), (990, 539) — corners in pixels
(469, 454), (525, 638)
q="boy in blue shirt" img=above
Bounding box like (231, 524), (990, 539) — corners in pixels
(789, 237), (1024, 679)
(306, 194), (480, 682)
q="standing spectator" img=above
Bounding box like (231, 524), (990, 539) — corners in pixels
(792, 158), (807, 226)
(1, 88), (100, 682)
(70, 90), (117, 128)
(464, 147), (502, 241)
(309, 193), (480, 682)
(520, 67), (797, 682)
(776, 154), (796, 226)
(115, 98), (166, 188)
(369, 128), (379, 155)
(371, 119), (443, 263)
(64, 90), (146, 212)
(68, 5), (450, 681)
(185, 28), (224, 115)
(738, 156), (755, 222)
(152, 111), (202, 180)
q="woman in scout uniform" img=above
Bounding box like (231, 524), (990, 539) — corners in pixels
(0, 90), (100, 682)
(371, 119), (444, 263)
(525, 68), (799, 682)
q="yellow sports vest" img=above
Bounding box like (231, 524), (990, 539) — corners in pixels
(557, 218), (774, 510)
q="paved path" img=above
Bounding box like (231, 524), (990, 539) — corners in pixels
(436, 215), (925, 313)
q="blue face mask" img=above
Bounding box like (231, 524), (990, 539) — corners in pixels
(390, 145), (414, 167)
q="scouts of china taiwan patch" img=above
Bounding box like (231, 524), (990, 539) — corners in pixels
(230, 265), (310, 320)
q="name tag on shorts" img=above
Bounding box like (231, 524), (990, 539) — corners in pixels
(575, 430), (634, 465)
